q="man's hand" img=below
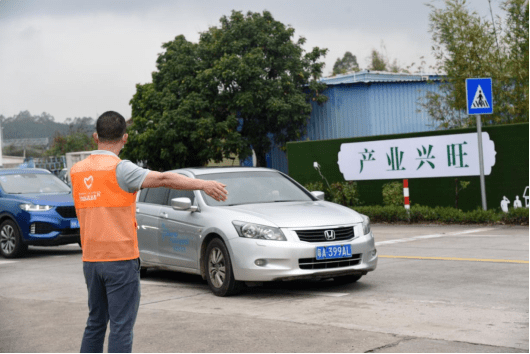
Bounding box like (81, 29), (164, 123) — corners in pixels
(202, 180), (228, 202)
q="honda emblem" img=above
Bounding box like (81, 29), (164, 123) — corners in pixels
(324, 230), (336, 240)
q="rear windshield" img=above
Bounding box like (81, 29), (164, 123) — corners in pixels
(0, 173), (71, 194)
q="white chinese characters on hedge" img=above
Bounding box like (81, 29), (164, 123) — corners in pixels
(501, 187), (529, 213)
(513, 196), (522, 209)
(500, 196), (510, 213)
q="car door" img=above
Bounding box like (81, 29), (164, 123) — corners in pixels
(136, 187), (168, 264)
(157, 188), (203, 270)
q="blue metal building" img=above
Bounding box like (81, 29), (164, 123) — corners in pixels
(269, 70), (443, 173)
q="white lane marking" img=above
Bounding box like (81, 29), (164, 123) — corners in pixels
(0, 260), (18, 265)
(375, 228), (495, 246)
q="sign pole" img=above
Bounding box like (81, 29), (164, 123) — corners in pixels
(466, 78), (492, 211)
(476, 115), (487, 210)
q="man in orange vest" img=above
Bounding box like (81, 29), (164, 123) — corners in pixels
(71, 111), (227, 353)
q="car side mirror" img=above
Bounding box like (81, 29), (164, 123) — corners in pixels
(311, 191), (325, 201)
(171, 197), (198, 212)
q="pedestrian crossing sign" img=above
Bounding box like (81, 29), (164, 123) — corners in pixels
(466, 78), (493, 115)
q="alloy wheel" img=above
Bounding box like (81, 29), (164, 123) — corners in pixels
(208, 247), (226, 288)
(0, 224), (16, 255)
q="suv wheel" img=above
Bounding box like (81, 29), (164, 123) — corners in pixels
(204, 238), (242, 296)
(0, 220), (27, 258)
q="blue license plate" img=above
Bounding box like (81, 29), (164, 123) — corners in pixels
(70, 219), (80, 229)
(316, 244), (352, 260)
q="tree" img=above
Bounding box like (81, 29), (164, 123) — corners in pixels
(368, 49), (388, 71)
(422, 0), (529, 128)
(332, 51), (360, 75)
(124, 10), (328, 169)
(47, 131), (97, 156)
(501, 0), (529, 121)
(366, 43), (406, 73)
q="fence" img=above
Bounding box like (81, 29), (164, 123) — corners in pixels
(287, 123), (529, 211)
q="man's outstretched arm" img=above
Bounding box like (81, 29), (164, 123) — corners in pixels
(141, 171), (228, 202)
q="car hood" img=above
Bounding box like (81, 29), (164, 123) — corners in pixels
(225, 201), (362, 228)
(10, 193), (74, 206)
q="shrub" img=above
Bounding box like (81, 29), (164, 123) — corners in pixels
(501, 207), (529, 225)
(304, 181), (362, 207)
(329, 181), (361, 207)
(350, 205), (528, 225)
(304, 181), (324, 194)
(382, 181), (404, 206)
(463, 208), (500, 224)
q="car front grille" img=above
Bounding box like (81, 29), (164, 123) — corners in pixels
(295, 226), (355, 243)
(299, 253), (362, 270)
(55, 206), (77, 218)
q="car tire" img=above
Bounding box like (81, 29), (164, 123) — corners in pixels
(333, 274), (362, 284)
(140, 267), (148, 278)
(0, 220), (27, 258)
(204, 238), (242, 297)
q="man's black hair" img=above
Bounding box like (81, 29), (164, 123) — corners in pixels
(96, 111), (127, 142)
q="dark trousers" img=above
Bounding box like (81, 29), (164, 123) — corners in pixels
(80, 259), (141, 353)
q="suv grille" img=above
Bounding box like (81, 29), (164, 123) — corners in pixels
(295, 226), (355, 243)
(299, 253), (362, 270)
(56, 206), (77, 218)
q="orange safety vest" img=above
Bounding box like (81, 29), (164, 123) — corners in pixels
(71, 154), (139, 262)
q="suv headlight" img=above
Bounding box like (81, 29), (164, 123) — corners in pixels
(19, 203), (53, 212)
(361, 214), (371, 235)
(232, 221), (287, 241)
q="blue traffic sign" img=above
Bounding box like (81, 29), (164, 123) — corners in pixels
(466, 78), (493, 115)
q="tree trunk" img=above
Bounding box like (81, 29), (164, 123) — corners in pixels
(255, 149), (268, 167)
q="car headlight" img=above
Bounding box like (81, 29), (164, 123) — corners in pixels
(361, 214), (371, 235)
(19, 203), (53, 212)
(232, 221), (287, 241)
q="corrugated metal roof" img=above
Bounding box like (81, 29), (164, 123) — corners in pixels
(320, 70), (442, 86)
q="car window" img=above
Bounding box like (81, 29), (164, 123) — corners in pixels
(168, 189), (195, 205)
(0, 173), (71, 194)
(143, 187), (169, 205)
(199, 171), (314, 206)
(138, 189), (148, 202)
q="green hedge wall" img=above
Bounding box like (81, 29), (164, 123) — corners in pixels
(287, 123), (529, 212)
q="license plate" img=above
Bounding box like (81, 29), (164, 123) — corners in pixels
(316, 244), (352, 260)
(70, 219), (80, 229)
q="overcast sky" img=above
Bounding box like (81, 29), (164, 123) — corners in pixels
(0, 0), (504, 122)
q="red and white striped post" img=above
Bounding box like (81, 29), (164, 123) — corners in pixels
(403, 179), (410, 211)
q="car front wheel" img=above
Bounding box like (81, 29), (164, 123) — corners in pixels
(204, 238), (242, 297)
(0, 220), (27, 258)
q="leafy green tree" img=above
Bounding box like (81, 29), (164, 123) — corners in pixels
(124, 10), (328, 169)
(368, 49), (388, 71)
(332, 51), (360, 75)
(422, 0), (529, 128)
(47, 131), (96, 156)
(501, 0), (529, 121)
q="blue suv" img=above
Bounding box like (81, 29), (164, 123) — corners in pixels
(0, 168), (80, 258)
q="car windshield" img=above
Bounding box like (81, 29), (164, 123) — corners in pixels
(199, 171), (314, 206)
(0, 173), (71, 194)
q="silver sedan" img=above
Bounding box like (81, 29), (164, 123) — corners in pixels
(136, 167), (377, 296)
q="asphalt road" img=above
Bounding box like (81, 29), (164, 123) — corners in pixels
(0, 224), (528, 353)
